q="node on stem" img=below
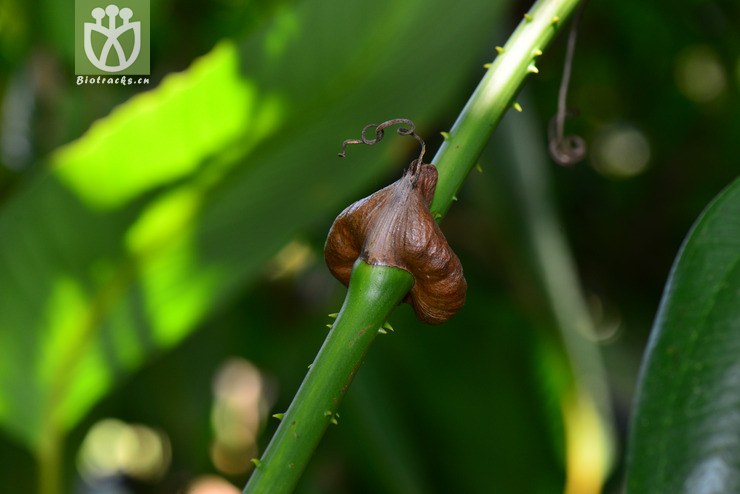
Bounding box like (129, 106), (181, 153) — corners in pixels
(326, 119), (467, 324)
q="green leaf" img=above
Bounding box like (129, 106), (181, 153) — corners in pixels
(626, 176), (740, 493)
(0, 0), (506, 452)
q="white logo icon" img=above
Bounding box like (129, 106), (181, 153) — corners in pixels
(84, 4), (141, 72)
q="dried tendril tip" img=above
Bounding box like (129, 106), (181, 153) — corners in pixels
(337, 118), (426, 167)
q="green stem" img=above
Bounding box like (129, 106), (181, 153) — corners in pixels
(243, 260), (413, 494)
(499, 107), (614, 485)
(244, 0), (583, 491)
(38, 431), (62, 494)
(431, 0), (581, 216)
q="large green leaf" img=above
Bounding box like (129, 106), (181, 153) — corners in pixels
(626, 176), (740, 493)
(0, 0), (507, 452)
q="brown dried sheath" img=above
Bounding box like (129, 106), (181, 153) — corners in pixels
(324, 163), (466, 324)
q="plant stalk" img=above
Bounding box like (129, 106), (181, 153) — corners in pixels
(499, 109), (614, 492)
(243, 260), (413, 494)
(431, 0), (582, 216)
(244, 0), (583, 491)
(38, 431), (61, 494)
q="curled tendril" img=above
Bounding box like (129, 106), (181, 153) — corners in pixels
(548, 112), (587, 166)
(548, 1), (587, 167)
(338, 118), (426, 177)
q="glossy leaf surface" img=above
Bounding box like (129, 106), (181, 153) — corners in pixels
(626, 177), (740, 493)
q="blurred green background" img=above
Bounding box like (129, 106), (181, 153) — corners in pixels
(0, 0), (738, 493)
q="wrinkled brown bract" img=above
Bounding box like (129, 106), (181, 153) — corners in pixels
(324, 163), (466, 324)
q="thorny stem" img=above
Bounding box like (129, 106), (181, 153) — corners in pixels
(243, 261), (413, 494)
(430, 0), (582, 217)
(244, 0), (585, 492)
